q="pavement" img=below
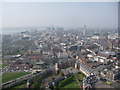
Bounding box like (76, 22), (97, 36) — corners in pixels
(93, 77), (120, 90)
(94, 81), (114, 88)
(108, 80), (120, 89)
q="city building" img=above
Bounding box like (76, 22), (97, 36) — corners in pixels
(100, 68), (120, 81)
(75, 61), (93, 76)
(10, 64), (30, 72)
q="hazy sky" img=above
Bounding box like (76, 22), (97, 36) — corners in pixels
(2, 2), (118, 29)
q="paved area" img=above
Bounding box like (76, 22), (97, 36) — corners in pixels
(94, 81), (114, 88)
(62, 67), (79, 74)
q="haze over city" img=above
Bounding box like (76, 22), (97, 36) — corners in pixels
(1, 1), (120, 89)
(2, 2), (118, 29)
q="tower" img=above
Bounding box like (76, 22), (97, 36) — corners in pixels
(55, 63), (59, 75)
(83, 25), (86, 36)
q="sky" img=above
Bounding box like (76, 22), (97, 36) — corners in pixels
(1, 2), (118, 29)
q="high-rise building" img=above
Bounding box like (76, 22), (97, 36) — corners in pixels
(83, 25), (86, 36)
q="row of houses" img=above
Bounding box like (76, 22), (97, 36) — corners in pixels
(100, 68), (120, 81)
(75, 61), (93, 76)
(93, 51), (116, 64)
(10, 64), (30, 72)
(9, 54), (50, 72)
(74, 50), (117, 68)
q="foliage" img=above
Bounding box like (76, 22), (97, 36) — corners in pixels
(5, 80), (27, 90)
(31, 76), (42, 88)
(58, 76), (73, 88)
(107, 67), (112, 70)
(13, 84), (25, 88)
(53, 85), (57, 90)
(118, 62), (120, 67)
(60, 72), (64, 77)
(58, 73), (85, 89)
(52, 76), (55, 81)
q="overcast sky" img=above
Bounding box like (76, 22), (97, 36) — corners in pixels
(2, 2), (118, 29)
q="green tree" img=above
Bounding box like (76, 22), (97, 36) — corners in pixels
(32, 77), (42, 88)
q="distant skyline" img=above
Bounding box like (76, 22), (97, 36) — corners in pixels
(2, 2), (118, 29)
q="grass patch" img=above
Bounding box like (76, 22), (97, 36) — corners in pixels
(13, 83), (26, 88)
(58, 73), (85, 89)
(2, 72), (30, 83)
(63, 80), (80, 88)
(0, 64), (2, 68)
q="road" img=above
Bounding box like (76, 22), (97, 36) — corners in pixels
(2, 64), (11, 73)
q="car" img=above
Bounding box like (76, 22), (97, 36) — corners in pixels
(106, 81), (111, 85)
